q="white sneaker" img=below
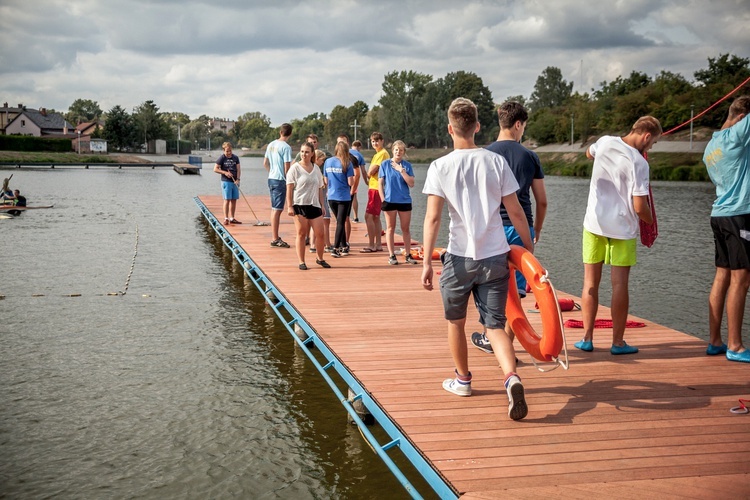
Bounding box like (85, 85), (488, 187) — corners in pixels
(443, 377), (471, 396)
(505, 375), (528, 420)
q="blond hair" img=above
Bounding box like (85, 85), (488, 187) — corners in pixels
(630, 116), (662, 136)
(448, 98), (478, 136)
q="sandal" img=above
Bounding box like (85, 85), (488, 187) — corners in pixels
(359, 248), (375, 253)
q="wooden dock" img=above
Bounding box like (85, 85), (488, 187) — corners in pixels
(197, 194), (749, 499)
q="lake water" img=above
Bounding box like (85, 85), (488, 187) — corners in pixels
(1, 157), (746, 499)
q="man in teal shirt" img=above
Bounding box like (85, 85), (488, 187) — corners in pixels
(264, 123), (293, 247)
(702, 95), (750, 363)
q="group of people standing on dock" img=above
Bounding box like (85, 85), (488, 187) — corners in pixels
(214, 94), (750, 421)
(214, 124), (421, 271)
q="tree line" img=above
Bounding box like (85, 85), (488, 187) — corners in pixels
(62, 53), (749, 152)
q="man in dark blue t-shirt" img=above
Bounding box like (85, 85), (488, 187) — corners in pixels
(213, 142), (242, 225)
(473, 101), (548, 354)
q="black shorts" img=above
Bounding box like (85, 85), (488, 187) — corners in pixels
(293, 204), (323, 220)
(381, 201), (412, 212)
(711, 214), (750, 270)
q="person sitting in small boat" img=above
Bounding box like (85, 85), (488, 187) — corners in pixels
(1, 188), (14, 205)
(11, 190), (26, 207)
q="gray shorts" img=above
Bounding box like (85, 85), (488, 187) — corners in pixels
(439, 252), (509, 329)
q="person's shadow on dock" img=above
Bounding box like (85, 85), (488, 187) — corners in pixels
(523, 377), (747, 424)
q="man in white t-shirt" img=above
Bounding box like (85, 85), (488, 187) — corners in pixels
(421, 97), (534, 421)
(575, 116), (661, 355)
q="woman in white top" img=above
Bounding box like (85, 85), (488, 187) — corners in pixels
(286, 142), (330, 270)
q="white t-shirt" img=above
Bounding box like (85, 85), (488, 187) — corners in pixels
(286, 162), (324, 208)
(422, 148), (519, 260)
(583, 136), (650, 240)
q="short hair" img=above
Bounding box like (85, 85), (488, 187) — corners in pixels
(221, 141), (232, 150)
(280, 123), (293, 137)
(630, 116), (662, 136)
(337, 133), (350, 144)
(307, 133), (319, 142)
(728, 96), (750, 119)
(352, 140), (362, 148)
(392, 140), (406, 153)
(13, 189), (19, 195)
(370, 132), (383, 142)
(497, 101), (528, 129)
(448, 97), (478, 136)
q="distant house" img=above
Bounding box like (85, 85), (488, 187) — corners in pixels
(209, 118), (236, 133)
(1, 102), (25, 135)
(5, 108), (75, 137)
(76, 120), (104, 137)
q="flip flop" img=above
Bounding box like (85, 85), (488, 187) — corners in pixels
(359, 248), (375, 253)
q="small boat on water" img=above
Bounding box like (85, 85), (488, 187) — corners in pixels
(0, 205), (54, 211)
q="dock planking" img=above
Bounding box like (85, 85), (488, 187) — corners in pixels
(198, 193), (749, 499)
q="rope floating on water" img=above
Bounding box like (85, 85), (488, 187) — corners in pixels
(115, 220), (139, 296)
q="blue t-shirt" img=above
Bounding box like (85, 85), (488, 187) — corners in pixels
(703, 115), (750, 217)
(486, 140), (544, 227)
(379, 159), (414, 204)
(264, 139), (292, 181)
(324, 157), (354, 201)
(350, 149), (365, 168)
(216, 153), (240, 182)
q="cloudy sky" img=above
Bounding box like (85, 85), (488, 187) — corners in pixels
(1, 0), (748, 125)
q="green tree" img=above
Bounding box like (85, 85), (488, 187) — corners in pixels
(132, 100), (169, 150)
(182, 115), (210, 148)
(102, 105), (134, 151)
(290, 112), (327, 145)
(694, 53), (750, 86)
(323, 101), (369, 144)
(529, 66), (573, 112)
(441, 71), (495, 143)
(231, 112), (273, 148)
(379, 70), (433, 143)
(66, 98), (103, 125)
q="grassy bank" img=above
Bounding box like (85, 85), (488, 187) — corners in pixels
(536, 152), (709, 181)
(0, 149), (709, 181)
(0, 151), (151, 164)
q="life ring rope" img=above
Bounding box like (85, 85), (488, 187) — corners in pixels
(531, 278), (570, 372)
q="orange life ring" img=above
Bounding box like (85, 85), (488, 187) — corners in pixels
(505, 245), (564, 362)
(410, 246), (444, 260)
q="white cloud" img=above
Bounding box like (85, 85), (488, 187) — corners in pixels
(0, 0), (747, 124)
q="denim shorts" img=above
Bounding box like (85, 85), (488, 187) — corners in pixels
(221, 181), (239, 200)
(268, 179), (286, 211)
(439, 252), (509, 329)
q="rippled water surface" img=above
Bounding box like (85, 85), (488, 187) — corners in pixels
(1, 159), (745, 499)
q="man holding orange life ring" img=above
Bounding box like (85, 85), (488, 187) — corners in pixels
(472, 101), (548, 354)
(421, 98), (534, 421)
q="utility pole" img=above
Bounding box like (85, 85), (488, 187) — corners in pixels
(350, 119), (361, 142)
(570, 113), (575, 146)
(177, 124), (181, 157)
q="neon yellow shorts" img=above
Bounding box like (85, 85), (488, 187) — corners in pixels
(582, 229), (637, 267)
